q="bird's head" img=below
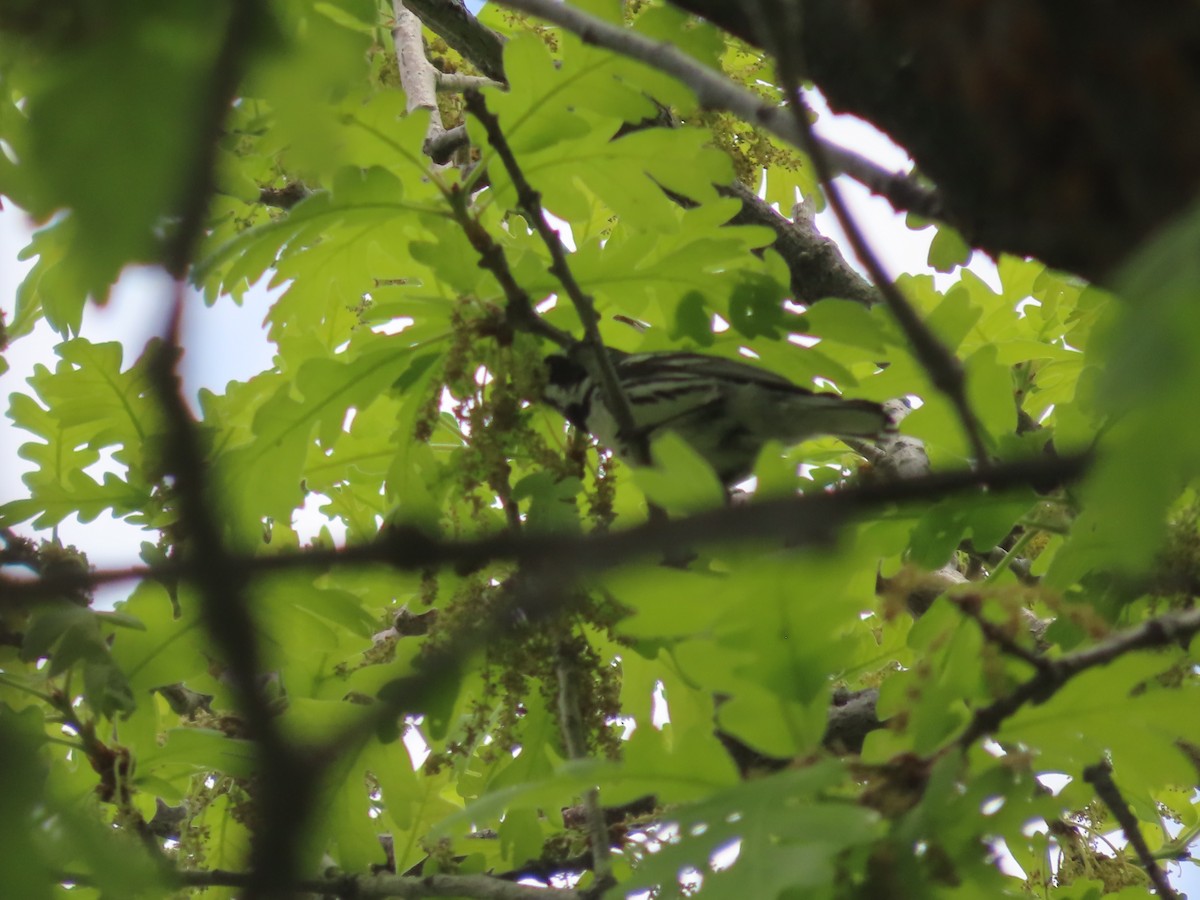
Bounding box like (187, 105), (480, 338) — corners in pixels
(542, 353), (590, 427)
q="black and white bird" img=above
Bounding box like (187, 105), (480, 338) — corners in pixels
(542, 350), (892, 485)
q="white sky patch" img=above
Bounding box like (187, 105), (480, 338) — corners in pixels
(652, 680), (670, 729)
(372, 315), (414, 335)
(403, 719), (431, 767)
(545, 210), (576, 251)
(292, 492), (348, 546)
(805, 88), (1005, 295)
(1016, 297), (1041, 317)
(1037, 772), (1072, 796)
(81, 445), (130, 483)
(788, 332), (821, 348)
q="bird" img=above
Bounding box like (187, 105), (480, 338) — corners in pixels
(542, 349), (892, 485)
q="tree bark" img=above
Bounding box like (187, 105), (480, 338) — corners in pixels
(670, 0), (1200, 283)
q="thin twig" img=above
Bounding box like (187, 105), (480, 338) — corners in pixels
(744, 0), (992, 467)
(491, 0), (944, 222)
(556, 649), (614, 888)
(984, 529), (1038, 584)
(427, 90), (571, 347)
(951, 596), (1052, 674)
(438, 72), (505, 92)
(819, 142), (946, 223)
(957, 605), (1200, 748)
(442, 184), (575, 348)
(1082, 760), (1181, 899)
(463, 89), (645, 464)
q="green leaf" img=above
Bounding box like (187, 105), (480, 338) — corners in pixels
(727, 272), (789, 339)
(194, 794), (252, 891)
(0, 705), (54, 900)
(618, 762), (879, 900)
(909, 493), (1034, 568)
(142, 728), (257, 780)
(1, 338), (163, 528)
(18, 5), (268, 301)
(608, 566), (733, 638)
(671, 290), (716, 346)
(803, 299), (891, 353)
(715, 687), (815, 759)
(633, 431), (726, 514)
(512, 471), (583, 533)
(109, 583), (209, 694)
(927, 224), (972, 272)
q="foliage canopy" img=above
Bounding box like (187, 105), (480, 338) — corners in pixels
(4, 2), (1200, 898)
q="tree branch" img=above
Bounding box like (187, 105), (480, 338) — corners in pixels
(818, 142), (946, 224)
(394, 0), (446, 148)
(717, 181), (878, 307)
(425, 124), (470, 165)
(150, 294), (311, 898)
(957, 605), (1200, 749)
(147, 2), (316, 892)
(403, 0), (507, 84)
(58, 868), (583, 900)
(2, 455), (1089, 603)
(824, 687), (882, 755)
(1083, 760), (1181, 899)
(491, 0), (944, 222)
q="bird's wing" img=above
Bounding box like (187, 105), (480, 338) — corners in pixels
(615, 352), (805, 392)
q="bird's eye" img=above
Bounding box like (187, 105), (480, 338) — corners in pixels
(544, 354), (585, 387)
